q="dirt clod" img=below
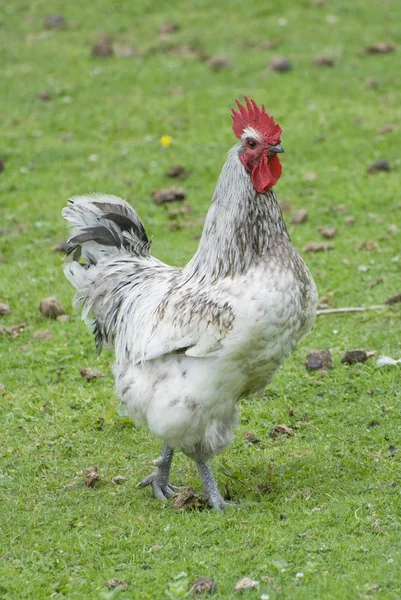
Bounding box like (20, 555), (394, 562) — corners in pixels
(359, 240), (378, 251)
(292, 208), (308, 224)
(34, 330), (53, 341)
(85, 466), (101, 487)
(80, 367), (104, 381)
(270, 424), (294, 438)
(112, 475), (128, 485)
(385, 292), (401, 305)
(172, 487), (207, 510)
(303, 242), (333, 252)
(39, 297), (66, 319)
(341, 350), (371, 365)
(364, 42), (396, 54)
(92, 35), (114, 58)
(159, 22), (181, 35)
(208, 56), (233, 71)
(368, 160), (390, 173)
(314, 56), (335, 67)
(234, 577), (259, 592)
(0, 323), (27, 337)
(270, 57), (292, 72)
(378, 124), (396, 134)
(44, 14), (66, 29)
(0, 303), (11, 315)
(153, 187), (186, 204)
(189, 577), (217, 596)
(243, 432), (260, 444)
(165, 165), (190, 179)
(108, 578), (128, 591)
(279, 200), (292, 213)
(37, 91), (52, 102)
(318, 226), (337, 239)
(305, 349), (332, 371)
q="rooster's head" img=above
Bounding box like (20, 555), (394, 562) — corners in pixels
(232, 97), (283, 193)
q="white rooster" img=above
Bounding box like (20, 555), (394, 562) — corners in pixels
(63, 97), (318, 509)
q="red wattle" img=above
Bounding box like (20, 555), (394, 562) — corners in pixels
(251, 155), (282, 193)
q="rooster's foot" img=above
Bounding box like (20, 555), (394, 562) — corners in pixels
(196, 460), (226, 510)
(138, 442), (175, 502)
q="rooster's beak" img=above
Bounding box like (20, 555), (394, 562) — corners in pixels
(269, 144), (284, 154)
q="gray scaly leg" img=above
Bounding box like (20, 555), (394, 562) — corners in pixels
(196, 461), (225, 510)
(138, 443), (175, 501)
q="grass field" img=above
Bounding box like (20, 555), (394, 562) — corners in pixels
(1, 0), (401, 598)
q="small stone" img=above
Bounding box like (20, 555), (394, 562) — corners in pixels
(318, 226), (337, 239)
(368, 160), (390, 173)
(91, 35), (114, 58)
(80, 367), (104, 381)
(208, 56), (233, 71)
(152, 187), (186, 204)
(189, 577), (217, 596)
(243, 432), (260, 444)
(341, 350), (370, 365)
(85, 466), (101, 487)
(44, 14), (66, 30)
(37, 91), (51, 102)
(270, 57), (292, 72)
(172, 487), (207, 510)
(314, 56), (335, 67)
(270, 424), (294, 438)
(165, 165), (190, 179)
(0, 303), (11, 315)
(385, 293), (401, 305)
(234, 577), (259, 592)
(364, 42), (396, 54)
(305, 349), (332, 371)
(108, 578), (128, 591)
(292, 208), (308, 224)
(303, 242), (333, 252)
(39, 297), (66, 319)
(112, 475), (127, 485)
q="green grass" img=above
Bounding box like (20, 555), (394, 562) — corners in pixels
(1, 0), (401, 598)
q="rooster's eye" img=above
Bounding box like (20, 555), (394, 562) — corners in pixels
(247, 140), (257, 149)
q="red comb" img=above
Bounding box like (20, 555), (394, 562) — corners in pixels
(231, 96), (282, 144)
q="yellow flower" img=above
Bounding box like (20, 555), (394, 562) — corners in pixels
(160, 135), (172, 148)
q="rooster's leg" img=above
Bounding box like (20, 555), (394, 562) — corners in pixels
(138, 443), (175, 501)
(196, 461), (225, 510)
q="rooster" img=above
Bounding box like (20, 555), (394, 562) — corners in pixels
(63, 97), (318, 509)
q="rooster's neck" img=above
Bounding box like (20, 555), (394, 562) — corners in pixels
(187, 145), (289, 280)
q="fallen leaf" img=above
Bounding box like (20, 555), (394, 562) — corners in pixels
(173, 487), (207, 510)
(314, 56), (335, 67)
(153, 187), (186, 204)
(189, 577), (217, 596)
(270, 424), (294, 438)
(0, 303), (11, 315)
(385, 292), (401, 305)
(108, 578), (128, 591)
(270, 57), (292, 72)
(318, 226), (337, 239)
(341, 350), (372, 365)
(303, 242), (333, 252)
(364, 42), (396, 54)
(234, 577), (259, 592)
(368, 160), (390, 173)
(305, 349), (332, 371)
(85, 466), (101, 487)
(91, 35), (114, 58)
(39, 297), (66, 318)
(292, 208), (308, 224)
(80, 367), (104, 381)
(44, 14), (66, 29)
